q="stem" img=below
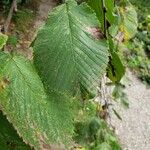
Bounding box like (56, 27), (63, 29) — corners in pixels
(4, 0), (17, 33)
(102, 0), (107, 38)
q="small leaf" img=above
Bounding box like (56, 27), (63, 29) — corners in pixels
(105, 0), (115, 24)
(107, 52), (125, 83)
(94, 142), (111, 150)
(112, 109), (122, 121)
(86, 0), (115, 28)
(119, 3), (138, 40)
(86, 0), (104, 29)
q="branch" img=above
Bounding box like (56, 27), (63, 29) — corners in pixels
(101, 0), (107, 38)
(4, 0), (17, 33)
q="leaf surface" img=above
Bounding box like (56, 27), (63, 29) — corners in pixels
(86, 0), (104, 28)
(107, 52), (125, 83)
(33, 1), (109, 95)
(119, 3), (138, 40)
(0, 52), (74, 149)
(0, 33), (8, 50)
(86, 0), (115, 29)
(0, 111), (31, 150)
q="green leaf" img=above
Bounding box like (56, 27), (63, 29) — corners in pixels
(0, 111), (31, 150)
(105, 133), (121, 150)
(119, 2), (138, 40)
(105, 0), (115, 24)
(0, 52), (74, 149)
(33, 1), (109, 95)
(107, 52), (125, 83)
(94, 142), (111, 150)
(80, 83), (96, 100)
(86, 0), (104, 29)
(0, 33), (8, 50)
(86, 0), (115, 29)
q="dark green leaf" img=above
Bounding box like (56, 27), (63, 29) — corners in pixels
(107, 52), (125, 83)
(33, 1), (109, 95)
(0, 111), (31, 150)
(0, 52), (74, 149)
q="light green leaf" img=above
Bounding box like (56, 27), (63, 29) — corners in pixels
(33, 1), (109, 95)
(0, 52), (74, 149)
(0, 33), (8, 50)
(119, 3), (138, 40)
(105, 0), (115, 24)
(86, 0), (115, 29)
(94, 142), (111, 150)
(86, 0), (104, 28)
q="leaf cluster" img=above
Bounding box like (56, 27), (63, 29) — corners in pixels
(0, 0), (138, 149)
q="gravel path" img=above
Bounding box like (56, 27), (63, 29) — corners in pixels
(111, 71), (150, 150)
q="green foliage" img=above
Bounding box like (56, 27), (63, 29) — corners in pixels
(125, 0), (150, 23)
(13, 9), (35, 32)
(7, 35), (18, 46)
(105, 0), (115, 25)
(74, 117), (121, 150)
(86, 0), (128, 83)
(86, 0), (104, 29)
(123, 0), (150, 86)
(0, 52), (74, 148)
(124, 37), (150, 86)
(33, 1), (109, 96)
(0, 0), (138, 149)
(0, 111), (31, 150)
(107, 51), (125, 83)
(86, 0), (115, 31)
(0, 33), (8, 50)
(119, 2), (138, 40)
(2, 0), (12, 5)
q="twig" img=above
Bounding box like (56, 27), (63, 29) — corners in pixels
(101, 0), (107, 38)
(4, 0), (17, 34)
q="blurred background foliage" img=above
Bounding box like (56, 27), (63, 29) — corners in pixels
(123, 0), (150, 87)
